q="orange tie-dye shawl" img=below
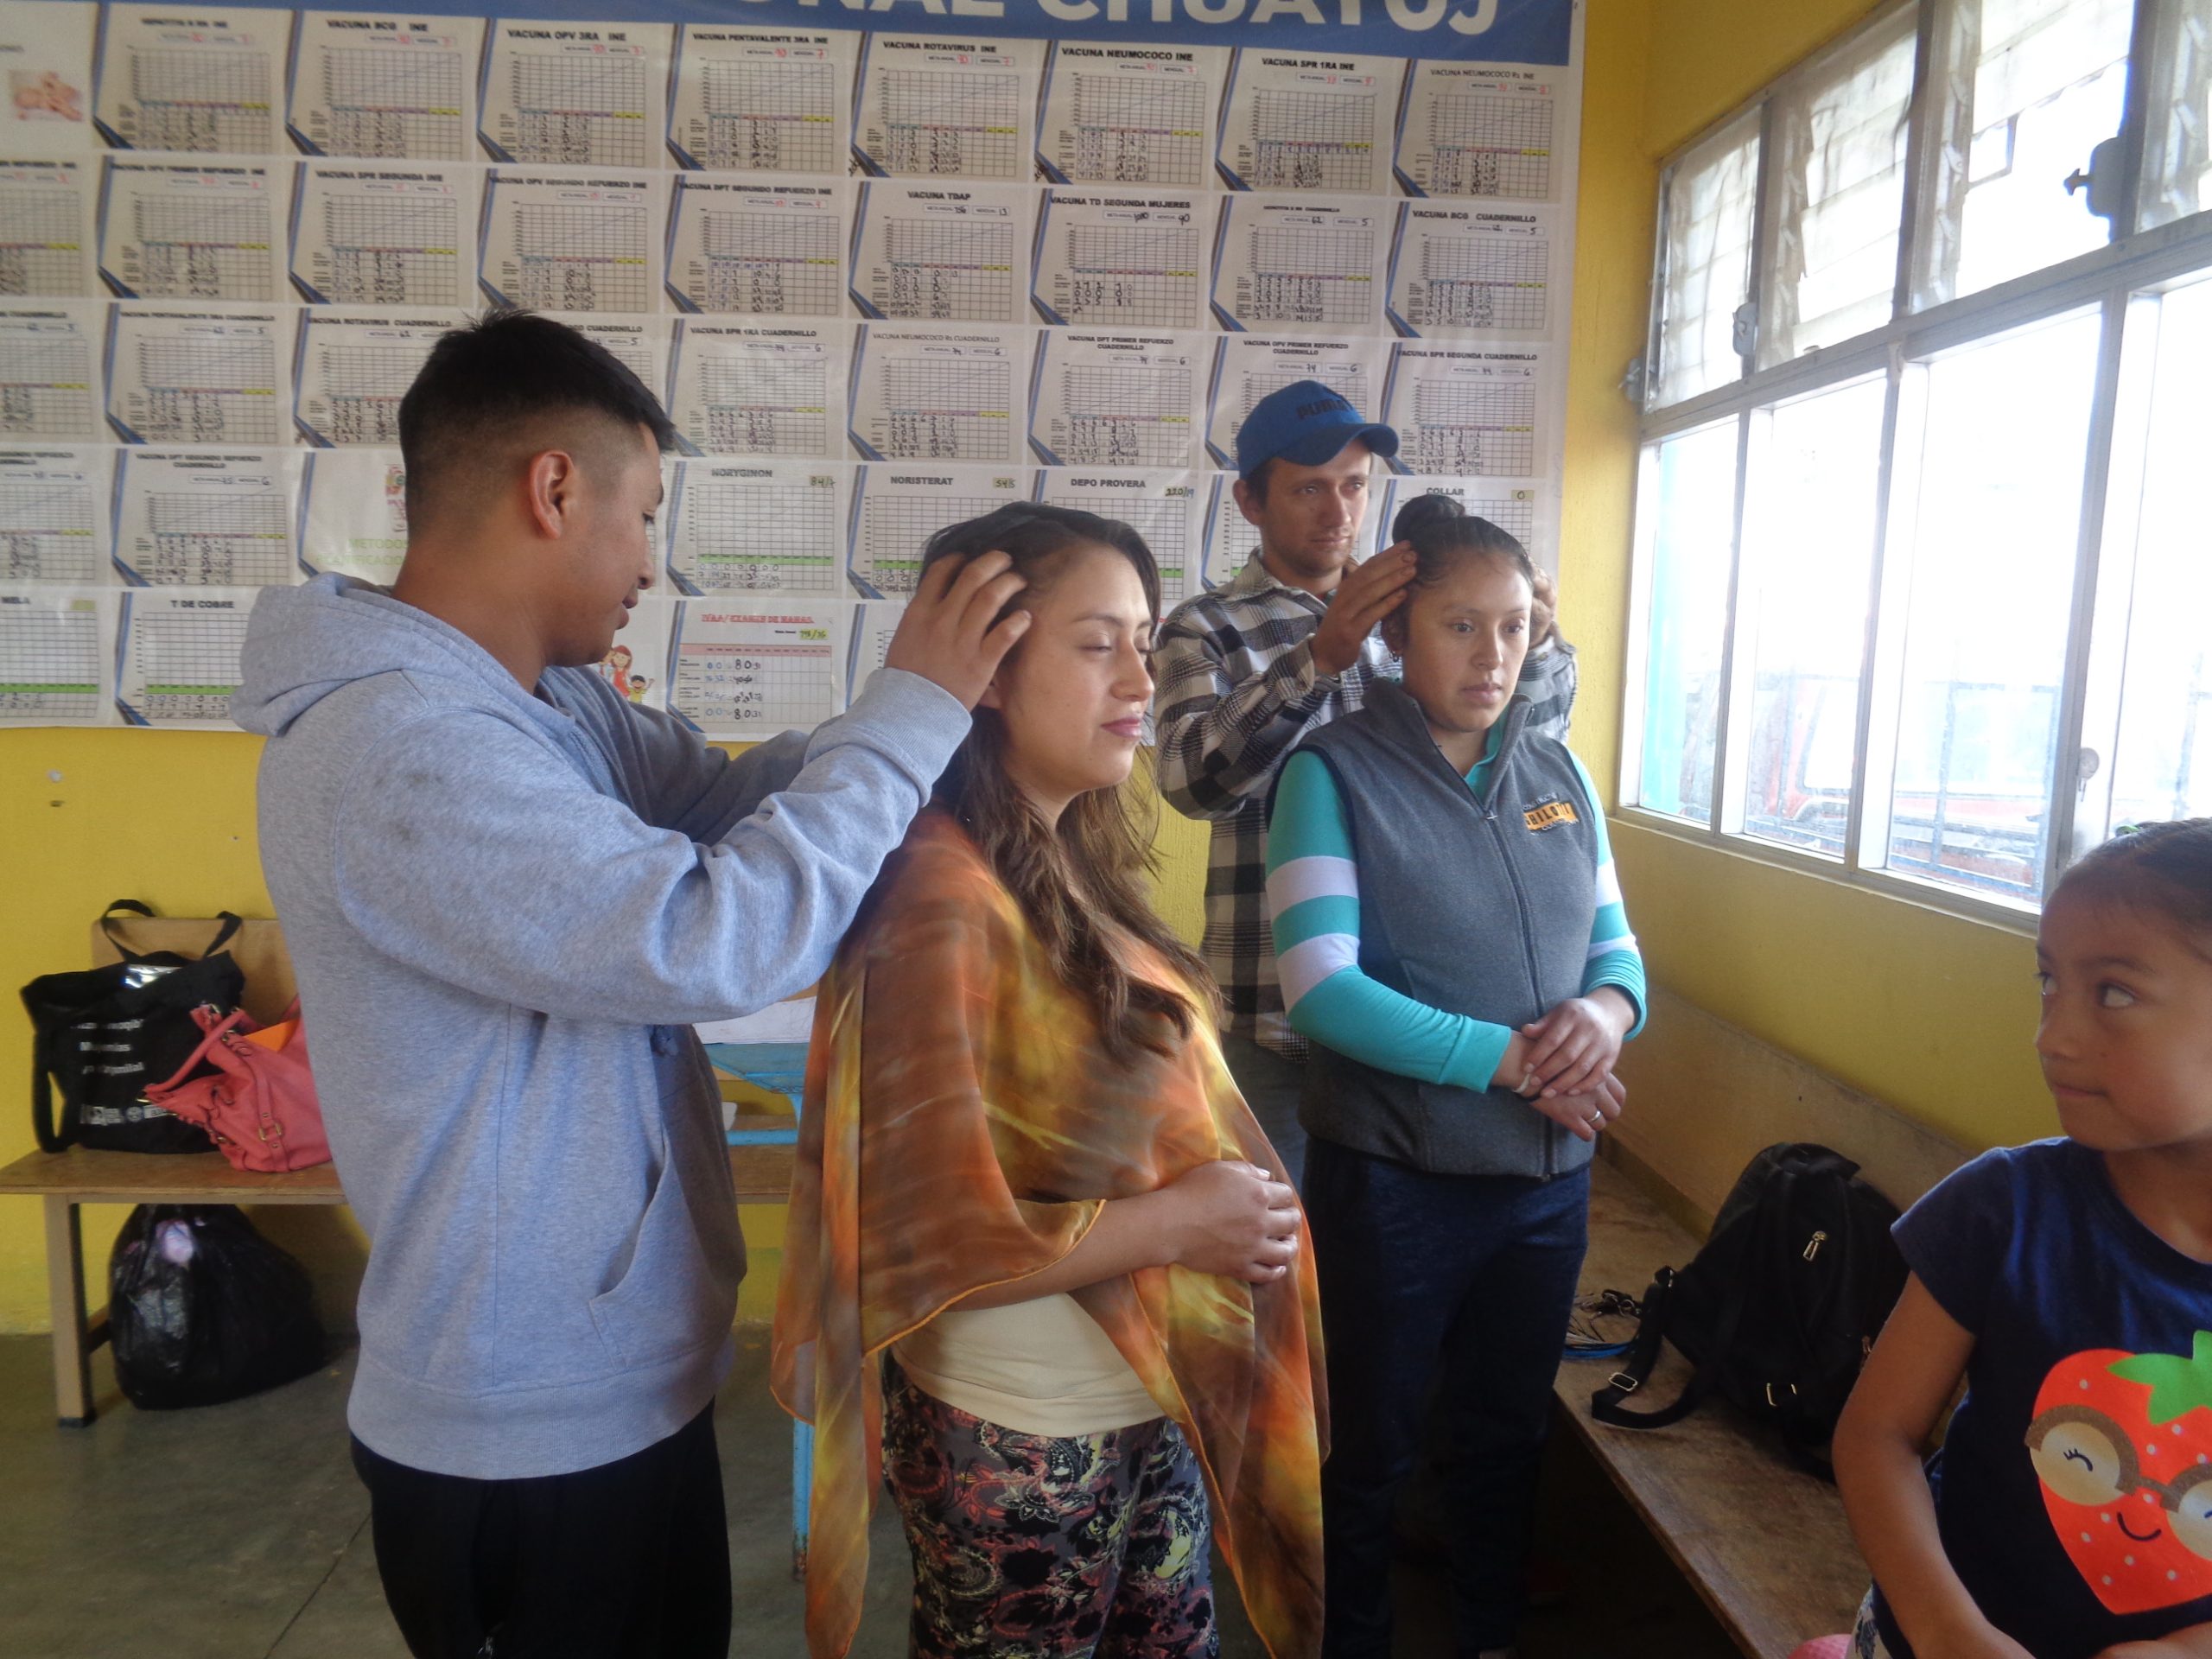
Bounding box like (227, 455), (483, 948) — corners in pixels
(771, 807), (1327, 1659)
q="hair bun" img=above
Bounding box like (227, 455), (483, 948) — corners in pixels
(1390, 491), (1468, 544)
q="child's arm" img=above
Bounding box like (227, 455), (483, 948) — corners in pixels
(1834, 1274), (2033, 1659)
(2100, 1628), (2212, 1659)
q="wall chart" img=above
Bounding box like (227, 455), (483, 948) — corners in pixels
(0, 0), (1581, 734)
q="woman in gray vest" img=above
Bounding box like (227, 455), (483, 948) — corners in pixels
(1263, 494), (1649, 1659)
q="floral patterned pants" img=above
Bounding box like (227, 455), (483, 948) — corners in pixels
(882, 1359), (1219, 1659)
(1852, 1591), (1897, 1658)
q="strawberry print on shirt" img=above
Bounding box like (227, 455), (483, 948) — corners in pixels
(2028, 1333), (2212, 1615)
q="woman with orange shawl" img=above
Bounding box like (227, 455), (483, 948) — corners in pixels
(774, 503), (1327, 1659)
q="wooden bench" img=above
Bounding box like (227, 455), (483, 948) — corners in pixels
(1554, 1154), (1870, 1658)
(1, 912), (800, 1427)
(0, 1132), (801, 1428)
(10, 923), (1908, 1621)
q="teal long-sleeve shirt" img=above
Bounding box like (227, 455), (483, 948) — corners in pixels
(1265, 729), (1646, 1092)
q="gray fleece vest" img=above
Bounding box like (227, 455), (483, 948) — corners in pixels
(1289, 681), (1599, 1179)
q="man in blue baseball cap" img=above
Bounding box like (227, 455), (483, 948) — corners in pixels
(1152, 380), (1416, 1188)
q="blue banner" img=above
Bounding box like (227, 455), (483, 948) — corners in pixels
(83, 0), (1574, 67)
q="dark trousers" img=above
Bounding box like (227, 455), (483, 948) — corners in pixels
(1304, 1140), (1590, 1658)
(351, 1407), (731, 1659)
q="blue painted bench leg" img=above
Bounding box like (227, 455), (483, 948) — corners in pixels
(791, 1416), (814, 1581)
(715, 1046), (814, 1579)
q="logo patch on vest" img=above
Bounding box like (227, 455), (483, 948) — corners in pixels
(1523, 798), (1579, 832)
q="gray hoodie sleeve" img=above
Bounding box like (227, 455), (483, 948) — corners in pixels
(560, 670), (813, 842)
(328, 670), (966, 1025)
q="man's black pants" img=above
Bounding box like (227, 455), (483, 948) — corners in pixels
(351, 1406), (730, 1659)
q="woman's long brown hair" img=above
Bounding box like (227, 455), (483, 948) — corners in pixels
(922, 503), (1221, 1064)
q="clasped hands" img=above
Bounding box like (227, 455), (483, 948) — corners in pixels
(1497, 988), (1637, 1143)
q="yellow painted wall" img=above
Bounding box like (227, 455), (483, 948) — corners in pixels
(0, 0), (2055, 1336)
(1592, 0), (2056, 1161)
(1, 732), (283, 1331)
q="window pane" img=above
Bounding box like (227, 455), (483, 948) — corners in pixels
(1652, 114), (1760, 408)
(1761, 18), (1915, 365)
(2139, 0), (2212, 230)
(1635, 421), (1738, 823)
(2105, 276), (2212, 830)
(1885, 309), (2103, 899)
(1916, 0), (2133, 307)
(1735, 378), (1887, 855)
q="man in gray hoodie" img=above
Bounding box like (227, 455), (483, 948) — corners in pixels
(232, 310), (1028, 1659)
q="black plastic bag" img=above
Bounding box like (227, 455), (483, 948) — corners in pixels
(109, 1205), (326, 1410)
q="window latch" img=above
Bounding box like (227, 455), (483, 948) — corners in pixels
(1731, 300), (1758, 359)
(2063, 136), (2127, 226)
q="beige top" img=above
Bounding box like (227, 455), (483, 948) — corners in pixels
(892, 1291), (1160, 1437)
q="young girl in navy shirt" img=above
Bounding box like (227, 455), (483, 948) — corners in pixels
(1835, 819), (2212, 1659)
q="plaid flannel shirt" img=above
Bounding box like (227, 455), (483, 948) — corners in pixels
(1153, 554), (1395, 1058)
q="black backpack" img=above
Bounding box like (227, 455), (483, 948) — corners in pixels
(1589, 1142), (1909, 1471)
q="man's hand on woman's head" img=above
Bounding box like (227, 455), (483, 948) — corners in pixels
(1311, 544), (1418, 677)
(883, 550), (1031, 710)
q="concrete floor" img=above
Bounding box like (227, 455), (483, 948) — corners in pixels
(0, 1330), (1736, 1658)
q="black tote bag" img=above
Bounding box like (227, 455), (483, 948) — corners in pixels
(21, 900), (247, 1154)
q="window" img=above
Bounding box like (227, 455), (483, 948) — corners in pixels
(1727, 376), (1888, 855)
(1915, 0), (2136, 307)
(1760, 15), (1916, 365)
(1877, 310), (2102, 897)
(1630, 0), (2212, 918)
(1632, 422), (1738, 823)
(2139, 0), (2212, 229)
(1650, 114), (1762, 408)
(2082, 271), (2212, 843)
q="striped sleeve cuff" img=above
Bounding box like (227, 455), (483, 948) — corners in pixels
(1583, 948), (1648, 1039)
(1269, 855), (1361, 1014)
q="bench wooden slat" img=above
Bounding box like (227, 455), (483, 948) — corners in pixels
(1, 1121), (798, 1206)
(2, 1122), (800, 1426)
(1558, 1160), (1869, 1657)
(0, 1147), (346, 1205)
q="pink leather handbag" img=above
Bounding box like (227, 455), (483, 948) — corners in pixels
(144, 1001), (331, 1174)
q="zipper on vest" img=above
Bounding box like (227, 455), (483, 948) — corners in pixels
(1484, 810), (1554, 1177)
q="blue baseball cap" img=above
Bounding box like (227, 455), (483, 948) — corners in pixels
(1236, 378), (1398, 477)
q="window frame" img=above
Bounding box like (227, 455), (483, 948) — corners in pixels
(1626, 0), (2212, 930)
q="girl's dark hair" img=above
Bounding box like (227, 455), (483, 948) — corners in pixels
(2053, 818), (2212, 951)
(1389, 492), (1539, 592)
(918, 502), (1220, 1062)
